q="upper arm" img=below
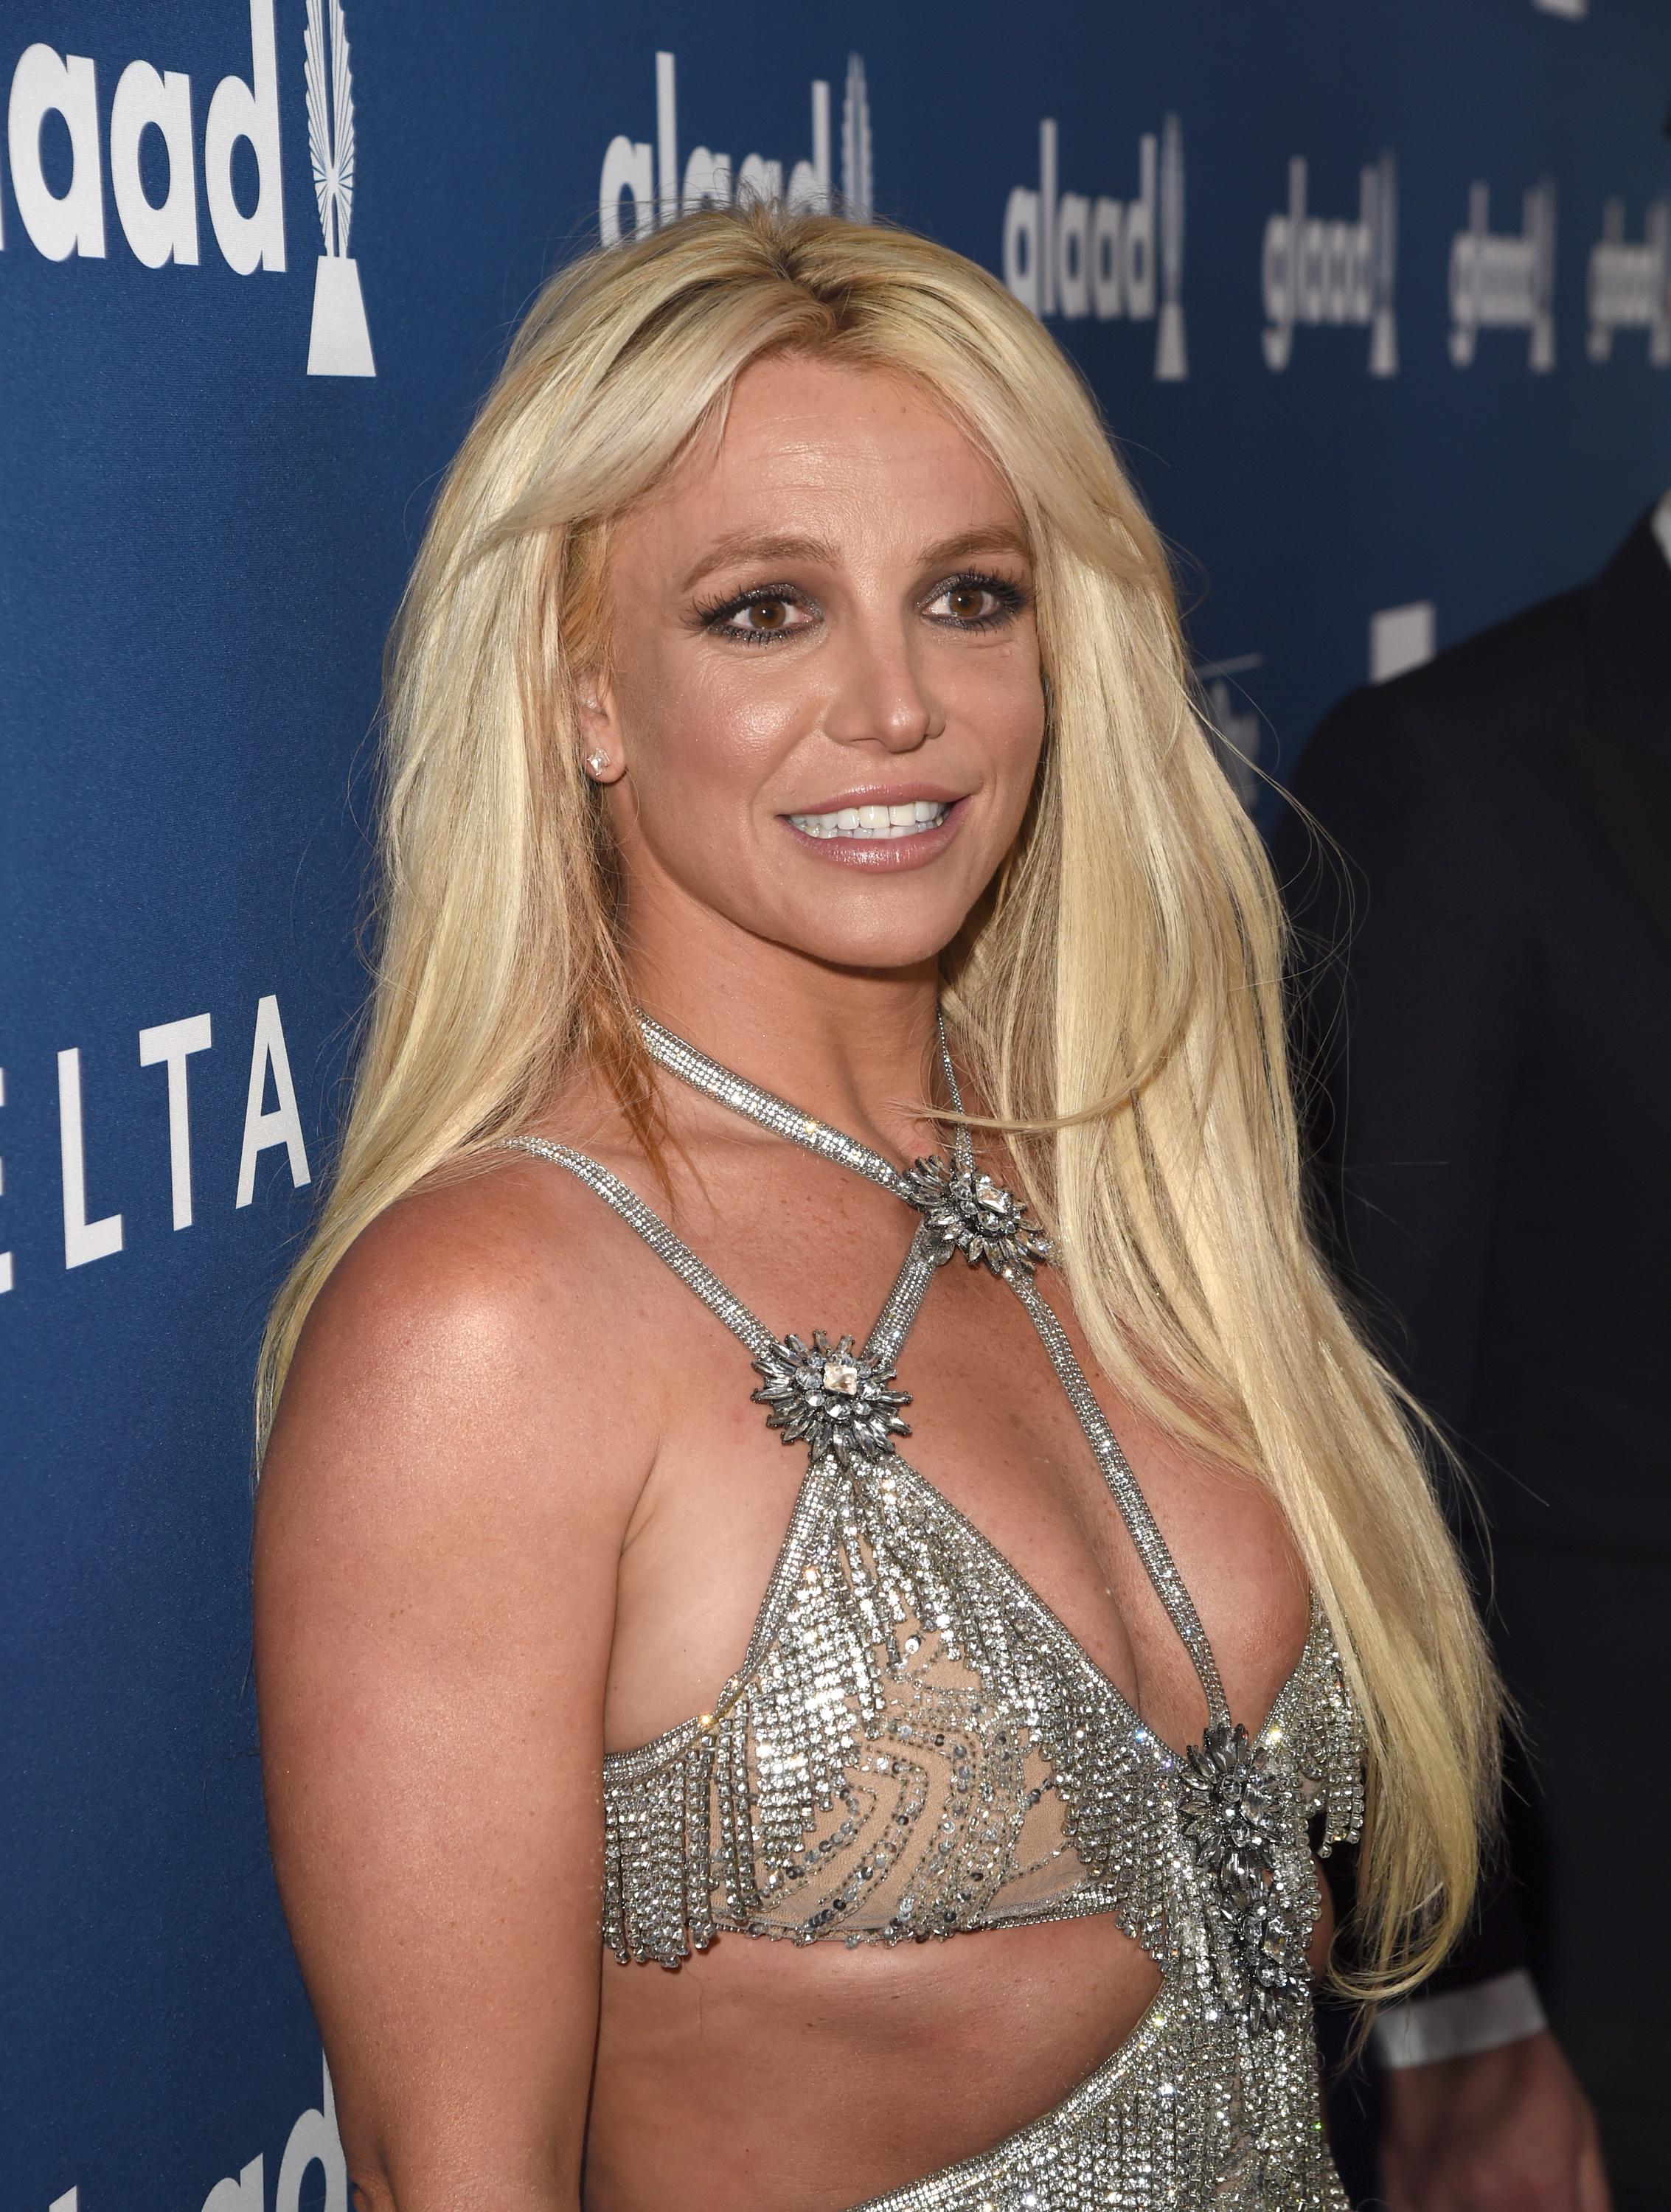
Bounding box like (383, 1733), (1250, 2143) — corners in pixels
(254, 1166), (650, 2212)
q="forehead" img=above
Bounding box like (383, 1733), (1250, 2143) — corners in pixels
(645, 353), (1020, 540)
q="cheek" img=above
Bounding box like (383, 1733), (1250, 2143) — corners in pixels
(959, 646), (1048, 787)
(620, 647), (802, 804)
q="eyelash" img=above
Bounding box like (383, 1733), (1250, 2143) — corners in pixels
(932, 571), (1030, 630)
(692, 570), (1029, 646)
(690, 583), (808, 646)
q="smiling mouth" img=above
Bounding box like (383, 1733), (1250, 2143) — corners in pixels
(785, 800), (951, 841)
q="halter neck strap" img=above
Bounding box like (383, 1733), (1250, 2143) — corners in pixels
(638, 1011), (971, 1191)
(501, 1133), (936, 1374)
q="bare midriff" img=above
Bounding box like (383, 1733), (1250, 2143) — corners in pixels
(584, 1883), (1333, 2212)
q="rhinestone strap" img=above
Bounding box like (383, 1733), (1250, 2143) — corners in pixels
(502, 1137), (781, 1360)
(864, 1225), (939, 1369)
(1012, 1272), (1230, 1727)
(502, 1134), (927, 1389)
(639, 1015), (917, 1197)
(934, 1039), (1225, 1719)
(933, 1011), (976, 1172)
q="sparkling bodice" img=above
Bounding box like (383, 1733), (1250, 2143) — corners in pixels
(599, 1446), (1358, 1969)
(508, 1018), (1364, 2210)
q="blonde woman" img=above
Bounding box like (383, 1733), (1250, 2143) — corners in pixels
(254, 206), (1495, 2212)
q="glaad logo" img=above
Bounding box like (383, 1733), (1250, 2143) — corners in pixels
(1586, 197), (1670, 367)
(198, 2056), (349, 2212)
(1449, 177), (1557, 372)
(1262, 153), (1397, 376)
(0, 3), (370, 378)
(305, 0), (374, 375)
(599, 49), (872, 245)
(3, 3), (284, 272)
(45, 2053), (352, 2212)
(1001, 115), (1187, 380)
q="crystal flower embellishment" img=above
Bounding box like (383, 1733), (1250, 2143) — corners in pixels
(751, 1330), (912, 1469)
(898, 1155), (1052, 1280)
(1177, 1719), (1307, 2034)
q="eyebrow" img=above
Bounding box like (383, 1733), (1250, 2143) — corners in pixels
(917, 526), (1032, 570)
(679, 533), (833, 593)
(678, 523), (1031, 596)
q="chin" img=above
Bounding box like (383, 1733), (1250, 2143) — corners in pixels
(774, 915), (965, 975)
(757, 860), (995, 973)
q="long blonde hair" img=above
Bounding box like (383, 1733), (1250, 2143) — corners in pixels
(259, 202), (1496, 2002)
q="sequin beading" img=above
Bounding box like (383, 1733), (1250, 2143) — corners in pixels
(503, 1015), (1364, 2211)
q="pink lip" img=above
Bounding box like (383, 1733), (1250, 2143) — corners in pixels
(782, 782), (965, 816)
(779, 793), (969, 871)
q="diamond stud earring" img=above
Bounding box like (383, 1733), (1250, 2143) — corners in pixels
(584, 751), (611, 779)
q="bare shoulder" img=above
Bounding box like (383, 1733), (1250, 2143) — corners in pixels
(254, 1150), (638, 2193)
(258, 1148), (665, 1571)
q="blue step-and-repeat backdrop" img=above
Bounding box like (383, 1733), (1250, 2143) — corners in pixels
(4, 2), (1669, 2205)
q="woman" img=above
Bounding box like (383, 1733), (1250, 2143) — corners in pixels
(254, 205), (1495, 2212)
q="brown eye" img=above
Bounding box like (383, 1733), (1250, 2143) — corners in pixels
(945, 585), (990, 622)
(700, 588), (811, 644)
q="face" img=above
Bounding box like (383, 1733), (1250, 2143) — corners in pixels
(580, 354), (1047, 981)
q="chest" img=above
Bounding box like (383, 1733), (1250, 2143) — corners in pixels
(594, 1166), (1309, 1758)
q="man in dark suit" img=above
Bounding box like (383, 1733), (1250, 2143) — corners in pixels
(1273, 499), (1671, 2211)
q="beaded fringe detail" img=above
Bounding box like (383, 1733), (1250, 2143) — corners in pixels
(605, 1451), (1171, 1963)
(602, 1450), (1361, 1969)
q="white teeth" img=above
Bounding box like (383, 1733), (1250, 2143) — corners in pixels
(787, 801), (951, 840)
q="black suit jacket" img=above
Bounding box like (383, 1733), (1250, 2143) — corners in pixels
(1273, 510), (1671, 2195)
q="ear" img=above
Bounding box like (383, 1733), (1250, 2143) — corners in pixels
(573, 669), (627, 783)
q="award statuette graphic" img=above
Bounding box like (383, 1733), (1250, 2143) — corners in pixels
(305, 0), (375, 377)
(1154, 111), (1187, 382)
(841, 55), (872, 223)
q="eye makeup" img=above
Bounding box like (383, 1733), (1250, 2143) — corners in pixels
(690, 569), (1029, 647)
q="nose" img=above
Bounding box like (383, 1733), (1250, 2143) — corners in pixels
(819, 611), (945, 754)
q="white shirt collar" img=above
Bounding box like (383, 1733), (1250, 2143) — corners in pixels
(1652, 488), (1671, 572)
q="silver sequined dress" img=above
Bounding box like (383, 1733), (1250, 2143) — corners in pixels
(508, 1019), (1364, 2211)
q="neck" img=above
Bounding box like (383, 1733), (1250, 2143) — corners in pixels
(626, 903), (945, 1161)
